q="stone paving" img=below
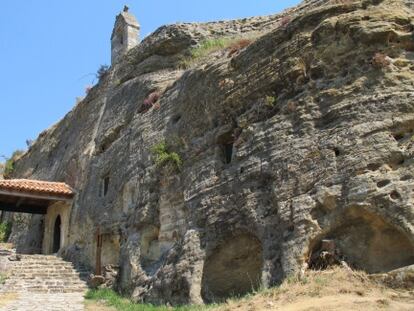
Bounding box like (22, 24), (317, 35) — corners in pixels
(1, 293), (84, 311)
(0, 248), (88, 311)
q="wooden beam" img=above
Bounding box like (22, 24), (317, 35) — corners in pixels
(0, 203), (47, 215)
(0, 190), (73, 202)
(16, 197), (25, 207)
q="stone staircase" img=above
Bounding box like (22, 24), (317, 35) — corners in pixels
(1, 254), (89, 294)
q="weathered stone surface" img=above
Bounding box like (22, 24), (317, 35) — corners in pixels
(3, 0), (414, 305)
(371, 264), (414, 288)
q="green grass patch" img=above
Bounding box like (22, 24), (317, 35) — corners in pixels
(85, 289), (214, 311)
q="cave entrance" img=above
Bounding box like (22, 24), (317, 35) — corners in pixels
(308, 208), (414, 273)
(52, 215), (61, 253)
(201, 233), (263, 303)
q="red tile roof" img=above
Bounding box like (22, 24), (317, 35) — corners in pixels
(0, 179), (74, 199)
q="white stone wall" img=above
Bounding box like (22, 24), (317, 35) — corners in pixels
(111, 17), (140, 65)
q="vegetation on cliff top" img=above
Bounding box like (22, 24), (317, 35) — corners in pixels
(3, 150), (24, 179)
(181, 36), (254, 68)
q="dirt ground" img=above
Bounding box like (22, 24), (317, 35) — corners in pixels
(0, 293), (18, 308)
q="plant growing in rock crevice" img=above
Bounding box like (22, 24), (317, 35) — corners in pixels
(96, 65), (109, 80)
(151, 141), (182, 172)
(0, 222), (12, 242)
(227, 39), (253, 57)
(372, 52), (391, 69)
(181, 35), (257, 68)
(139, 91), (161, 113)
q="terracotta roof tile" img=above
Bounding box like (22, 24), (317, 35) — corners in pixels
(0, 179), (74, 199)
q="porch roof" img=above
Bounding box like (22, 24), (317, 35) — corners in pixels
(0, 179), (74, 215)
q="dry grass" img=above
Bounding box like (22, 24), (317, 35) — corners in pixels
(219, 267), (414, 311)
(227, 39), (253, 57)
(0, 243), (14, 250)
(84, 267), (414, 310)
(0, 293), (18, 308)
(181, 35), (257, 68)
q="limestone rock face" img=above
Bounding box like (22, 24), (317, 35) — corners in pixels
(6, 0), (414, 305)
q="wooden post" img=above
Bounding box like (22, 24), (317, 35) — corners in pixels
(96, 227), (102, 275)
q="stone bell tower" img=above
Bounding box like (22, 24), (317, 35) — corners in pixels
(111, 5), (140, 65)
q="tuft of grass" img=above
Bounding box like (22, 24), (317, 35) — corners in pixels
(85, 289), (213, 311)
(191, 38), (231, 59)
(0, 273), (7, 285)
(151, 141), (182, 172)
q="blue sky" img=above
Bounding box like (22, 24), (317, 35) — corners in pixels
(0, 0), (300, 159)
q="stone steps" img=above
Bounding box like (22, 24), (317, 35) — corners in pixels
(1, 254), (89, 294)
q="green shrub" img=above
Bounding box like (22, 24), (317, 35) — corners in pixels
(0, 222), (12, 242)
(151, 141), (182, 172)
(3, 150), (24, 178)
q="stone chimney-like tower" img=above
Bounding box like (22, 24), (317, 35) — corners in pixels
(111, 5), (140, 65)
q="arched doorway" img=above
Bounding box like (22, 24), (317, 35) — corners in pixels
(201, 233), (263, 303)
(308, 208), (414, 273)
(52, 215), (61, 253)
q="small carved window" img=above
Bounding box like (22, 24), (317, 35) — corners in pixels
(217, 131), (234, 165)
(223, 143), (233, 164)
(120, 34), (124, 45)
(100, 175), (110, 197)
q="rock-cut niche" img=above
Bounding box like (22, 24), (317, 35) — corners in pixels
(309, 207), (414, 273)
(201, 233), (263, 303)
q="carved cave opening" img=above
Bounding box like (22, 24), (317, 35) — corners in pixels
(201, 233), (263, 303)
(308, 208), (414, 273)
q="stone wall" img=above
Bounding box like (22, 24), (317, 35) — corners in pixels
(42, 201), (72, 254)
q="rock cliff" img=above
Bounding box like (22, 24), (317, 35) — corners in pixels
(5, 0), (414, 305)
